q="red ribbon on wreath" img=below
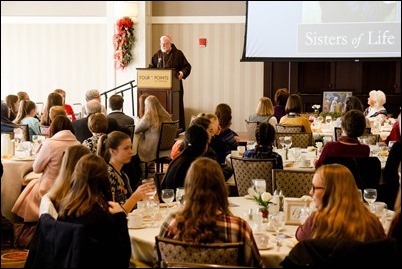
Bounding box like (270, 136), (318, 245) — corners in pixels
(114, 17), (135, 70)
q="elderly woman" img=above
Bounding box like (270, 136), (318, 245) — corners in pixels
(364, 90), (387, 118)
(296, 164), (385, 241)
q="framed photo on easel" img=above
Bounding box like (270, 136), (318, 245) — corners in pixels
(322, 91), (353, 113)
(283, 198), (310, 225)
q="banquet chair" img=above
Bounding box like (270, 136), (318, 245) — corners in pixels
(276, 124), (303, 133)
(39, 125), (49, 136)
(245, 120), (259, 141)
(161, 261), (253, 268)
(155, 236), (244, 268)
(323, 157), (381, 190)
(144, 120), (179, 177)
(334, 127), (372, 141)
(230, 157), (275, 195)
(272, 169), (314, 198)
(275, 132), (313, 149)
(280, 238), (400, 269)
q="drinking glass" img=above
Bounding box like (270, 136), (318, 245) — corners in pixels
(161, 189), (175, 211)
(291, 147), (301, 163)
(278, 137), (285, 149)
(283, 136), (292, 150)
(142, 178), (156, 200)
(252, 179), (266, 196)
(269, 212), (284, 249)
(363, 188), (377, 212)
(147, 200), (160, 228)
(176, 187), (185, 206)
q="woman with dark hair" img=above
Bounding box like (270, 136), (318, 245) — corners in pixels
(1, 101), (18, 132)
(12, 115), (80, 222)
(40, 92), (63, 126)
(315, 109), (370, 168)
(159, 157), (264, 267)
(279, 94), (312, 133)
(57, 154), (131, 267)
(273, 88), (290, 122)
(97, 130), (153, 213)
(215, 103), (239, 156)
(5, 94), (19, 121)
(161, 124), (209, 190)
(243, 122), (283, 169)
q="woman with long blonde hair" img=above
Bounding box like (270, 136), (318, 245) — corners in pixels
(296, 164), (385, 241)
(134, 95), (172, 162)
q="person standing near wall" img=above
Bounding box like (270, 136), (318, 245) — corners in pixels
(149, 35), (191, 131)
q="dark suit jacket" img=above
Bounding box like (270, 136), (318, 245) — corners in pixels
(107, 111), (134, 126)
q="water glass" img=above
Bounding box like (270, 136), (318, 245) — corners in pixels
(142, 178), (156, 200)
(363, 188), (377, 212)
(161, 189), (175, 209)
(176, 187), (185, 206)
(252, 179), (266, 196)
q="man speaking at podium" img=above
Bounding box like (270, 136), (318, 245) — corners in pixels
(149, 35), (191, 131)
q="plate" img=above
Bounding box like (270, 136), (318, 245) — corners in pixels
(258, 245), (273, 250)
(265, 225), (285, 233)
(11, 156), (35, 161)
(298, 165), (313, 168)
(128, 225), (147, 229)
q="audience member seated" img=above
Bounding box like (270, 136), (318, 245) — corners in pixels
(296, 164), (386, 241)
(249, 97), (277, 128)
(382, 138), (401, 210)
(13, 100), (40, 140)
(273, 88), (289, 122)
(385, 113), (401, 144)
(243, 122), (283, 169)
(82, 89), (107, 116)
(334, 96), (367, 127)
(315, 109), (370, 168)
(364, 90), (387, 119)
(1, 101), (18, 133)
(388, 183), (401, 245)
(107, 94), (135, 126)
(135, 95), (172, 164)
(161, 124), (209, 190)
(82, 112), (108, 154)
(72, 99), (102, 143)
(98, 131), (153, 213)
(158, 157), (264, 267)
(56, 154), (131, 267)
(279, 94), (312, 133)
(5, 94), (19, 121)
(40, 145), (91, 218)
(54, 88), (76, 121)
(40, 92), (63, 126)
(12, 115), (80, 222)
(17, 91), (30, 101)
(215, 103), (239, 156)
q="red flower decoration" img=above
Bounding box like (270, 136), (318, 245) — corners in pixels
(114, 17), (135, 70)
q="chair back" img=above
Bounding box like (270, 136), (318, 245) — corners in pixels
(334, 127), (372, 141)
(15, 124), (30, 141)
(272, 169), (314, 198)
(323, 157), (381, 190)
(39, 125), (49, 135)
(230, 157), (274, 195)
(155, 236), (244, 268)
(275, 132), (312, 148)
(245, 120), (259, 141)
(125, 124), (135, 142)
(155, 120), (179, 173)
(276, 125), (303, 133)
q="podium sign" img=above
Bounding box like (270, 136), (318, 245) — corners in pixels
(137, 69), (173, 89)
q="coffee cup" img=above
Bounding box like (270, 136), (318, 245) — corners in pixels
(254, 232), (270, 249)
(127, 212), (143, 228)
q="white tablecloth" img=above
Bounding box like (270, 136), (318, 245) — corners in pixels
(128, 196), (299, 268)
(1, 158), (34, 222)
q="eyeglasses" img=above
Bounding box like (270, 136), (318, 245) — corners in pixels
(312, 185), (325, 193)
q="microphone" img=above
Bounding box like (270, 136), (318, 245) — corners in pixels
(157, 57), (162, 68)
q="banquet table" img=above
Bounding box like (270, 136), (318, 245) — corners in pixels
(1, 157), (35, 222)
(128, 196), (299, 268)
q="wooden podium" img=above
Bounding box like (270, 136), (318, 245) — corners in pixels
(136, 68), (180, 121)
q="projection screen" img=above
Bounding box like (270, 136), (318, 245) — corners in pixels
(242, 1), (401, 61)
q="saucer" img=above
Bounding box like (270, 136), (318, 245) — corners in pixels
(128, 225), (147, 229)
(258, 244), (273, 250)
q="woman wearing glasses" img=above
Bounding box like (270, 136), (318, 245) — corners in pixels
(295, 164), (385, 241)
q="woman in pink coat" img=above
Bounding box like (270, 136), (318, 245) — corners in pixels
(12, 115), (80, 222)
